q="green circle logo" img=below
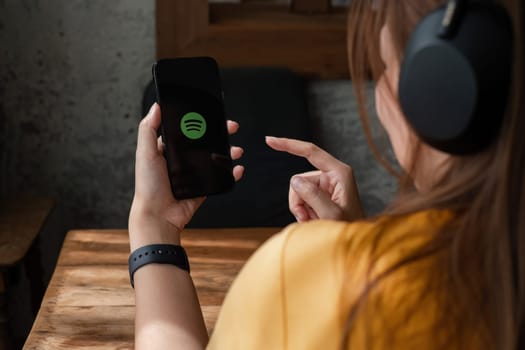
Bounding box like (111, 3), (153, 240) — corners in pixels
(180, 112), (207, 140)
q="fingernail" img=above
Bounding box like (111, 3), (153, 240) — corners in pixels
(291, 176), (305, 190)
(148, 103), (157, 114)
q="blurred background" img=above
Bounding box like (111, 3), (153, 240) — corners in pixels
(0, 0), (383, 230)
(0, 0), (396, 348)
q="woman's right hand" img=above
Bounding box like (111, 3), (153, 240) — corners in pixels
(266, 137), (364, 223)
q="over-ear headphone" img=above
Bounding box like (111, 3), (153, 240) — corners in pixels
(398, 0), (514, 155)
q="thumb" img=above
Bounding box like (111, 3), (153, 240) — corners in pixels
(291, 176), (342, 220)
(137, 103), (162, 157)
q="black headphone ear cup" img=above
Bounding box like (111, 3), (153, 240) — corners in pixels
(398, 2), (513, 155)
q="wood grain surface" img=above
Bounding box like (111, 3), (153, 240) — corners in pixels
(156, 1), (349, 79)
(24, 227), (280, 349)
(291, 0), (332, 14)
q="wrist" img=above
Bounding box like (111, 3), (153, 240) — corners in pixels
(128, 244), (190, 287)
(129, 204), (182, 250)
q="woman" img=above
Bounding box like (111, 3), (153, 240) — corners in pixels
(129, 0), (524, 348)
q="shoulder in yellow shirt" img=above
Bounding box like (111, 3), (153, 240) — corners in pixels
(207, 210), (456, 350)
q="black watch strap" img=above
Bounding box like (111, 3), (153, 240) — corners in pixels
(128, 244), (190, 288)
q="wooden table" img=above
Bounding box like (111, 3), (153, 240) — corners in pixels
(23, 227), (280, 349)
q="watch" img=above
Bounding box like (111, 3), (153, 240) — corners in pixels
(128, 244), (190, 288)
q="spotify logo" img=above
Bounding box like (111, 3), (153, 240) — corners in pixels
(180, 112), (207, 140)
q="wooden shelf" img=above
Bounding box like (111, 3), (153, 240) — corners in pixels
(156, 1), (349, 79)
(209, 3), (345, 27)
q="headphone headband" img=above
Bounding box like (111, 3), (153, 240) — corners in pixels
(439, 0), (468, 37)
(440, 0), (500, 37)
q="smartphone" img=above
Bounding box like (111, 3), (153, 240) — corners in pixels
(152, 57), (234, 199)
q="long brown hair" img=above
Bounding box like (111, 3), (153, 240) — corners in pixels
(345, 0), (525, 348)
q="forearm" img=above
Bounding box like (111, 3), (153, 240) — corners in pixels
(128, 104), (229, 349)
(129, 212), (208, 350)
(134, 264), (208, 350)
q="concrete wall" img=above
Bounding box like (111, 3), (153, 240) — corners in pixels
(0, 0), (155, 228)
(0, 2), (155, 345)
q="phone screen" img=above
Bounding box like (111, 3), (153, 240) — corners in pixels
(153, 58), (234, 199)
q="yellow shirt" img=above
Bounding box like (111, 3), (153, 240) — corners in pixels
(207, 210), (462, 349)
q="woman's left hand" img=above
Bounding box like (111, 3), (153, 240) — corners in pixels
(266, 137), (364, 223)
(129, 103), (244, 250)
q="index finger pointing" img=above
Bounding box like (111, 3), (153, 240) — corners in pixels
(265, 136), (343, 172)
